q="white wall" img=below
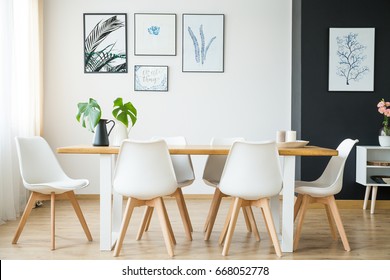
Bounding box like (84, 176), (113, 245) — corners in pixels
(43, 0), (292, 194)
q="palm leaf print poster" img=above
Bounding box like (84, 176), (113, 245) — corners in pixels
(182, 14), (224, 72)
(84, 13), (127, 73)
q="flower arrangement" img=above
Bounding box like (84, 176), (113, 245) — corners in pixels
(377, 98), (390, 136)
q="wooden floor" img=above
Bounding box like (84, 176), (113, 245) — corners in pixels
(1, 197), (390, 260)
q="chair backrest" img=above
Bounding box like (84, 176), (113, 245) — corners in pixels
(219, 140), (283, 200)
(15, 136), (69, 187)
(113, 139), (178, 200)
(152, 136), (195, 183)
(315, 138), (359, 194)
(202, 137), (244, 185)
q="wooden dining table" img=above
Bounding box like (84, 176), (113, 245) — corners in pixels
(57, 144), (338, 253)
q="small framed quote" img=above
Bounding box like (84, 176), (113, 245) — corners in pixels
(134, 65), (168, 92)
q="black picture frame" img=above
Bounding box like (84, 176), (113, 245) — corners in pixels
(83, 13), (128, 73)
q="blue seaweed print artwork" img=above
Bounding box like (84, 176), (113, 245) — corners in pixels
(188, 24), (216, 64)
(148, 26), (160, 35)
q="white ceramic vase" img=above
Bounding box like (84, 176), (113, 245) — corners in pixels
(110, 121), (129, 146)
(379, 136), (390, 147)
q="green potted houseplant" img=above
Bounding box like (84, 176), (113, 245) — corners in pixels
(76, 97), (137, 146)
(111, 97), (137, 146)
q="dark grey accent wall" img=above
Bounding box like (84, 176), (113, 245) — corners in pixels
(297, 0), (390, 199)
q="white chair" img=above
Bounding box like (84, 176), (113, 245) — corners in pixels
(112, 139), (182, 257)
(218, 140), (283, 257)
(139, 136), (195, 241)
(293, 138), (359, 251)
(13, 136), (92, 250)
(202, 137), (259, 241)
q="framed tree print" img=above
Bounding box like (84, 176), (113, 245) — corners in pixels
(83, 13), (127, 73)
(328, 28), (375, 91)
(134, 13), (176, 56)
(182, 14), (224, 72)
(134, 65), (168, 92)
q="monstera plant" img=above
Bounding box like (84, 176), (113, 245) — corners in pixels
(76, 98), (102, 132)
(112, 97), (137, 128)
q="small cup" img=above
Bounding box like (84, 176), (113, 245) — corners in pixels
(276, 130), (286, 143)
(286, 130), (297, 142)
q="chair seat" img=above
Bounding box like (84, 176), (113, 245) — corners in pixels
(26, 179), (89, 194)
(203, 179), (219, 187)
(295, 181), (338, 197)
(177, 179), (195, 188)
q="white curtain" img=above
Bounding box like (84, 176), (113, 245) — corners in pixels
(0, 0), (43, 224)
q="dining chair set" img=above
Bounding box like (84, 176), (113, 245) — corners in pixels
(12, 136), (358, 258)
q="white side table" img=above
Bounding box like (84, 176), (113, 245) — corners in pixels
(356, 146), (390, 214)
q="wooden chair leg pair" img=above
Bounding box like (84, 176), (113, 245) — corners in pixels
(114, 196), (176, 257)
(203, 188), (258, 241)
(12, 191), (93, 250)
(293, 194), (350, 251)
(139, 189), (193, 241)
(218, 197), (282, 257)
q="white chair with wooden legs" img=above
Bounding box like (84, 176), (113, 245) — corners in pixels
(218, 140), (283, 257)
(293, 138), (359, 252)
(203, 137), (259, 241)
(14, 136), (92, 250)
(139, 136), (194, 241)
(113, 140), (181, 257)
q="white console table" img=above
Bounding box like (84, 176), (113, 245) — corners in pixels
(356, 146), (390, 214)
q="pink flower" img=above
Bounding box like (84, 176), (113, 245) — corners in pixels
(378, 101), (385, 108)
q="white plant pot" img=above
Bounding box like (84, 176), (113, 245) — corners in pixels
(379, 136), (390, 147)
(110, 121), (129, 146)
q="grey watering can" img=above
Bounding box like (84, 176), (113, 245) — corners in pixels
(93, 119), (115, 146)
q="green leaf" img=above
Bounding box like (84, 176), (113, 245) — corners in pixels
(112, 97), (137, 128)
(76, 98), (102, 132)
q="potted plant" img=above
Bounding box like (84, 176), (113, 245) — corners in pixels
(76, 97), (137, 146)
(111, 97), (137, 146)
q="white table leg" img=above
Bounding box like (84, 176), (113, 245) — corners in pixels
(281, 156), (295, 252)
(99, 154), (114, 251)
(363, 185), (371, 210)
(370, 186), (378, 214)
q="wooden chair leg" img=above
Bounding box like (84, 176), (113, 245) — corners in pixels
(293, 194), (310, 251)
(66, 191), (93, 241)
(204, 188), (224, 240)
(51, 192), (56, 250)
(113, 198), (139, 257)
(218, 197), (234, 245)
(242, 207), (252, 232)
(257, 198), (282, 257)
(154, 197), (175, 257)
(326, 196), (351, 251)
(222, 197), (242, 256)
(294, 194), (303, 221)
(245, 206), (260, 241)
(144, 207), (154, 231)
(137, 206), (153, 240)
(203, 188), (220, 232)
(324, 204), (338, 240)
(12, 192), (39, 244)
(173, 189), (192, 241)
(157, 198), (176, 246)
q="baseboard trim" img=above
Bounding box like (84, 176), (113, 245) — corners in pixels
(74, 194), (390, 209)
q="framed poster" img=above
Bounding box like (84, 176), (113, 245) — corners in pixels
(329, 28), (375, 91)
(83, 13), (127, 73)
(182, 14), (224, 72)
(134, 13), (176, 56)
(134, 65), (168, 91)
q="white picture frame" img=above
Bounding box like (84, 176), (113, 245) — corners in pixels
(134, 13), (176, 56)
(134, 65), (168, 92)
(329, 28), (375, 91)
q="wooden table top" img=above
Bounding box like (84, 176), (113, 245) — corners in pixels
(57, 145), (338, 157)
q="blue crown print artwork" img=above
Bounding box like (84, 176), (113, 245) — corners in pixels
(148, 26), (160, 35)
